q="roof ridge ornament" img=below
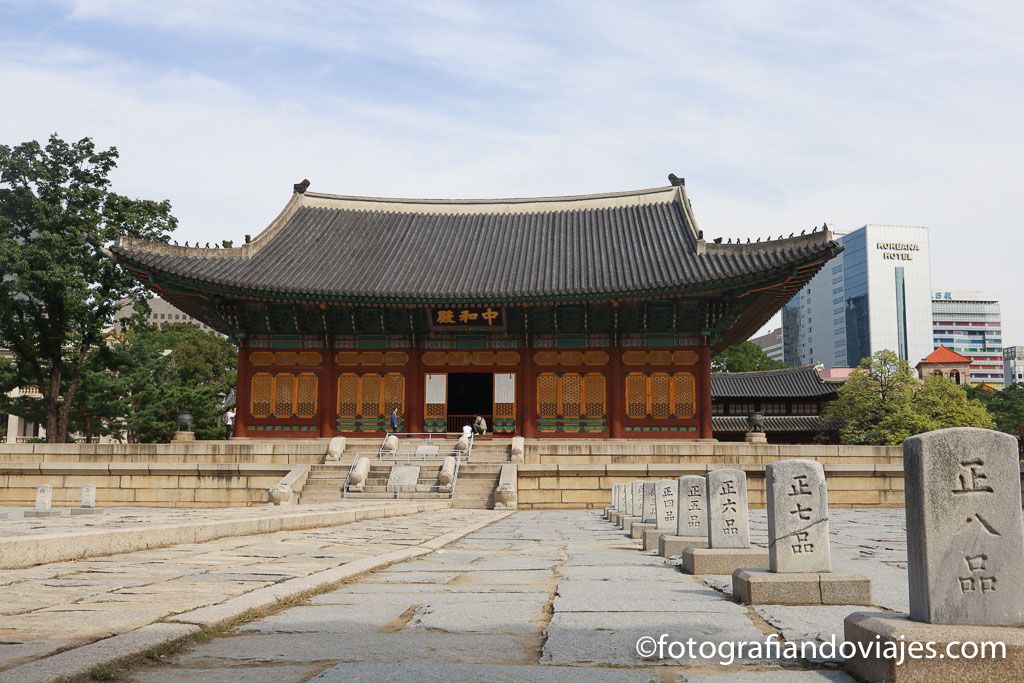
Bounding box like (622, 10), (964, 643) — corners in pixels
(294, 179), (310, 194)
(667, 173), (685, 187)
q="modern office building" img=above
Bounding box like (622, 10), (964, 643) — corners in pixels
(749, 327), (784, 363)
(931, 290), (1004, 387)
(1004, 346), (1024, 387)
(114, 296), (222, 336)
(783, 225), (933, 370)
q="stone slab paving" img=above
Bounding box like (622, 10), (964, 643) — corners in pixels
(0, 503), (389, 535)
(131, 509), (911, 680)
(0, 508), (494, 672)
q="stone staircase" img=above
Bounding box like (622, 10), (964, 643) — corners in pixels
(298, 437), (511, 507)
(449, 463), (502, 509)
(298, 460), (504, 507)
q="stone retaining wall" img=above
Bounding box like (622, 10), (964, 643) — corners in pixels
(516, 463), (905, 509)
(0, 463), (291, 507)
(0, 441), (330, 464)
(520, 440), (901, 465)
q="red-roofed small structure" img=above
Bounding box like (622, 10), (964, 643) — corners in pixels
(916, 346), (972, 386)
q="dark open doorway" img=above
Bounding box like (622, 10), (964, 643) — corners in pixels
(446, 372), (493, 433)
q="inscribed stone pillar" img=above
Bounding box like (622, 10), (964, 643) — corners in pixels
(610, 484), (619, 511)
(80, 485), (97, 509)
(904, 427), (1024, 626)
(653, 479), (678, 531)
(623, 483), (633, 515)
(642, 482), (657, 523)
(35, 485), (53, 512)
(707, 469), (750, 549)
(766, 460), (831, 573)
(631, 481), (644, 517)
(676, 475), (708, 538)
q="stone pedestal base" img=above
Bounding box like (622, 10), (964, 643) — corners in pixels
(602, 507), (612, 519)
(618, 515), (640, 530)
(24, 510), (62, 518)
(680, 547), (768, 575)
(744, 431), (767, 444)
(844, 612), (1024, 682)
(642, 528), (672, 551)
(70, 508), (101, 516)
(172, 431), (195, 443)
(659, 534), (710, 558)
(629, 521), (656, 540)
(609, 512), (621, 525)
(732, 569), (872, 605)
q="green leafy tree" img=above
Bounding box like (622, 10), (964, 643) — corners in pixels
(822, 350), (922, 445)
(712, 341), (787, 372)
(912, 374), (993, 432)
(0, 135), (176, 442)
(0, 346), (129, 443)
(822, 350), (994, 445)
(973, 383), (1024, 444)
(115, 323), (236, 443)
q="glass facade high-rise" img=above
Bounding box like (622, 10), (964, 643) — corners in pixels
(783, 225), (933, 369)
(1004, 346), (1024, 387)
(931, 290), (1004, 387)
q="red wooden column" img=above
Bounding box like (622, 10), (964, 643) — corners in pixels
(607, 348), (624, 438)
(235, 345), (250, 436)
(407, 347), (423, 433)
(697, 345), (713, 439)
(518, 347), (536, 437)
(318, 345), (335, 437)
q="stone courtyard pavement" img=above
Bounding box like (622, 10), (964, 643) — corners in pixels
(128, 509), (907, 681)
(0, 507), (501, 673)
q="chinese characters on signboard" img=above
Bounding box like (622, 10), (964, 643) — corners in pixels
(431, 306), (504, 330)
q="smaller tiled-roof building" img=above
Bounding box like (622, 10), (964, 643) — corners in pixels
(916, 346), (972, 386)
(711, 365), (842, 443)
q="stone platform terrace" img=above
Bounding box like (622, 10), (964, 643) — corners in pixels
(4, 508), (913, 682)
(0, 506), (509, 680)
(0, 501), (450, 569)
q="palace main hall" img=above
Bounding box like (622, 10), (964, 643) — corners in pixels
(110, 176), (841, 439)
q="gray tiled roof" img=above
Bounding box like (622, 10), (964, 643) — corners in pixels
(711, 366), (842, 399)
(712, 415), (825, 432)
(110, 184), (841, 305)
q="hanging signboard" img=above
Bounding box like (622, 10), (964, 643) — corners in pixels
(429, 306), (505, 331)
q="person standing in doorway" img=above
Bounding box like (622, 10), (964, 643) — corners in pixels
(390, 408), (400, 434)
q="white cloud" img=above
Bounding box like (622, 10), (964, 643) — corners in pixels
(1, 0), (1023, 345)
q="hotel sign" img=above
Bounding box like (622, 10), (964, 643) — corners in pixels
(876, 242), (919, 261)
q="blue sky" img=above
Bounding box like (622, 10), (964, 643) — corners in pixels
(2, 1), (1022, 343)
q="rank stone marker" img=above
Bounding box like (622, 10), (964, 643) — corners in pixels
(659, 474), (710, 558)
(681, 469), (767, 575)
(619, 481), (642, 530)
(36, 485), (52, 512)
(71, 485), (101, 515)
(768, 459), (831, 573)
(25, 484), (60, 518)
(707, 468), (750, 549)
(844, 428), (1024, 682)
(733, 460), (871, 605)
(630, 481), (658, 540)
(604, 484), (618, 519)
(609, 484), (624, 525)
(643, 479), (678, 551)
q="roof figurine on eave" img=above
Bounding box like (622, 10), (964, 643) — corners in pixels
(109, 175), (843, 349)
